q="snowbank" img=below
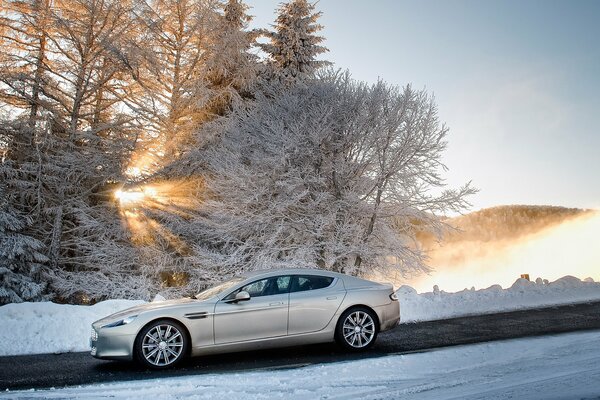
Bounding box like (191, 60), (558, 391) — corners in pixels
(399, 275), (600, 322)
(0, 299), (143, 356)
(1, 275), (600, 356)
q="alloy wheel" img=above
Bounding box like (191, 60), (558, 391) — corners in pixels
(342, 310), (375, 348)
(141, 324), (184, 367)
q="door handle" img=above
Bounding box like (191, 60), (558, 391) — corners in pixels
(269, 302), (284, 306)
(326, 296), (337, 300)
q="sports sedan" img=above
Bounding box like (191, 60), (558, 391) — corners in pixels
(91, 268), (400, 368)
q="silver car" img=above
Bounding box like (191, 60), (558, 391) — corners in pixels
(91, 268), (400, 369)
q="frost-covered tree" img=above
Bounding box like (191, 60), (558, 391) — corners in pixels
(202, 0), (259, 115)
(0, 186), (47, 304)
(48, 0), (137, 137)
(0, 0), (143, 301)
(0, 0), (54, 131)
(259, 0), (328, 85)
(163, 71), (474, 283)
(17, 0), (138, 272)
(125, 0), (219, 162)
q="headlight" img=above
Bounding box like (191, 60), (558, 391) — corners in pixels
(102, 315), (138, 328)
(389, 293), (398, 301)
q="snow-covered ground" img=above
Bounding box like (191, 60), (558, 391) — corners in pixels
(399, 275), (600, 322)
(0, 299), (144, 356)
(3, 330), (600, 399)
(1, 275), (599, 356)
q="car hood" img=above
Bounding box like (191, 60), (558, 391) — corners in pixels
(94, 297), (208, 326)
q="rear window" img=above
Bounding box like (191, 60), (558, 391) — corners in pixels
(291, 275), (334, 292)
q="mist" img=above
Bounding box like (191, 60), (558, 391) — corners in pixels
(403, 211), (600, 293)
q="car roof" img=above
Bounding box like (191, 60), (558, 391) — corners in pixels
(240, 268), (344, 280)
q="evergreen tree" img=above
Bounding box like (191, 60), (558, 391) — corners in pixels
(0, 186), (47, 304)
(259, 0), (329, 86)
(203, 0), (259, 115)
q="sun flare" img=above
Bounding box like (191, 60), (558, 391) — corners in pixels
(114, 178), (204, 255)
(114, 188), (146, 206)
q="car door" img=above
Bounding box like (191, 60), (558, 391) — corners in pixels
(213, 276), (291, 344)
(288, 275), (346, 335)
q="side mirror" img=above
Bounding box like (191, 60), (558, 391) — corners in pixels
(235, 291), (251, 302)
(224, 291), (251, 303)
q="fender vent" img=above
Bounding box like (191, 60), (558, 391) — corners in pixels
(184, 312), (209, 320)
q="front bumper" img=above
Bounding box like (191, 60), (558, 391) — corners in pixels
(90, 327), (136, 361)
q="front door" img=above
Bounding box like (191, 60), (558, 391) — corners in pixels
(213, 276), (291, 344)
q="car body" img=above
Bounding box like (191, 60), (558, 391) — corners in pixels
(91, 268), (400, 368)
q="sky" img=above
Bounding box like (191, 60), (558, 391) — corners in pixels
(246, 0), (600, 211)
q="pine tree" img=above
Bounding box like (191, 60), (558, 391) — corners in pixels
(259, 0), (328, 86)
(203, 0), (259, 115)
(0, 185), (48, 304)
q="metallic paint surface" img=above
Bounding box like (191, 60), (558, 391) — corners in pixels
(91, 269), (400, 361)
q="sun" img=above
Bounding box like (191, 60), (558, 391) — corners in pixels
(113, 180), (202, 254)
(114, 188), (146, 206)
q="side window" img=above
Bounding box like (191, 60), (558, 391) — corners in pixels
(291, 275), (334, 293)
(226, 276), (291, 299)
(240, 278), (269, 297)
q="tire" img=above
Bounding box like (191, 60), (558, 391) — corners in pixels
(335, 307), (379, 351)
(134, 319), (188, 369)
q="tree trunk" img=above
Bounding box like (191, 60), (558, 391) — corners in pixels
(28, 0), (49, 130)
(49, 205), (63, 269)
(354, 185), (383, 269)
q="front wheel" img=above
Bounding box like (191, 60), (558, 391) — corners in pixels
(134, 319), (188, 369)
(335, 307), (378, 351)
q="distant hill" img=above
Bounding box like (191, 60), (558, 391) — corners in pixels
(418, 205), (592, 248)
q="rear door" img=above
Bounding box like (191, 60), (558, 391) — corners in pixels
(213, 276), (291, 344)
(288, 275), (345, 335)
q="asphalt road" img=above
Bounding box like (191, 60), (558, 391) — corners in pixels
(2, 300), (600, 391)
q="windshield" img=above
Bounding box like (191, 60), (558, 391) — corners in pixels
(194, 277), (245, 300)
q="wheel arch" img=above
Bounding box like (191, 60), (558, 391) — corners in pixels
(337, 304), (381, 330)
(133, 317), (193, 358)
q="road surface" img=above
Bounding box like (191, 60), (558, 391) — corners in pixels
(1, 300), (600, 391)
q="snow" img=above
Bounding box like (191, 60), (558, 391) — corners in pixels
(399, 275), (600, 322)
(2, 329), (600, 399)
(1, 275), (599, 356)
(0, 299), (143, 356)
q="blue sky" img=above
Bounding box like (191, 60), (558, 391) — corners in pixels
(246, 0), (600, 211)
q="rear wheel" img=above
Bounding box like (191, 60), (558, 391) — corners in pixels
(134, 319), (188, 369)
(335, 307), (378, 351)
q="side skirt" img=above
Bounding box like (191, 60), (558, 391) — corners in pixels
(190, 328), (335, 357)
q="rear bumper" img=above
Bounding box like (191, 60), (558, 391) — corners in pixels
(377, 300), (401, 332)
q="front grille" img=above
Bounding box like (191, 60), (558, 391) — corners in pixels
(91, 328), (98, 341)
